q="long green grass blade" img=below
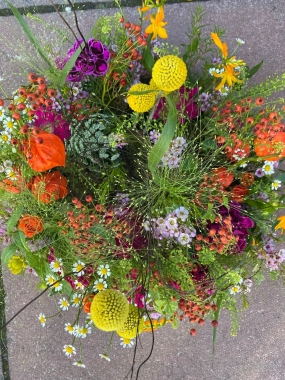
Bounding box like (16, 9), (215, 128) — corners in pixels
(7, 2), (52, 68)
(212, 294), (223, 359)
(148, 96), (177, 175)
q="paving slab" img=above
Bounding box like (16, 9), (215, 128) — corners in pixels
(2, 1), (285, 379)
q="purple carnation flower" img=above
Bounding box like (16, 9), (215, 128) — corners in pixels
(59, 38), (110, 82)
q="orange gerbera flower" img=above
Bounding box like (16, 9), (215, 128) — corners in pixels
(31, 171), (68, 203)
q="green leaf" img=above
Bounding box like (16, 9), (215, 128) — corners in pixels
(276, 173), (285, 182)
(25, 251), (47, 277)
(89, 223), (115, 244)
(1, 243), (18, 265)
(7, 206), (23, 234)
(61, 280), (73, 297)
(212, 294), (223, 358)
(13, 231), (30, 252)
(7, 3), (52, 68)
(142, 37), (155, 73)
(181, 154), (198, 172)
(203, 203), (215, 223)
(148, 96), (177, 175)
(202, 138), (217, 150)
(246, 60), (263, 79)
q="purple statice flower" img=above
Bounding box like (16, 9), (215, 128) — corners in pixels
(149, 129), (160, 143)
(158, 136), (187, 169)
(255, 168), (265, 178)
(199, 93), (209, 102)
(59, 38), (110, 82)
(256, 192), (269, 202)
(109, 133), (128, 148)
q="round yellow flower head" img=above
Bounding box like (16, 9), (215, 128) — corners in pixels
(152, 55), (187, 92)
(8, 255), (27, 275)
(116, 304), (144, 339)
(90, 289), (129, 331)
(149, 78), (170, 96)
(127, 83), (157, 113)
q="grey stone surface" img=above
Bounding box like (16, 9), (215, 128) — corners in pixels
(2, 0), (285, 379)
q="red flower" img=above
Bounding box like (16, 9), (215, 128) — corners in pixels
(211, 167), (234, 188)
(32, 171), (68, 203)
(254, 132), (285, 161)
(230, 185), (248, 203)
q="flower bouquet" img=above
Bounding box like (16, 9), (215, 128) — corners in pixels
(1, 0), (285, 371)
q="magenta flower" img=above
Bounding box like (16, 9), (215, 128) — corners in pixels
(154, 86), (199, 123)
(34, 108), (71, 141)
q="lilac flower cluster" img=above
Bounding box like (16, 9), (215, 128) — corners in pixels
(53, 82), (89, 112)
(257, 236), (285, 271)
(57, 38), (110, 82)
(143, 207), (196, 246)
(109, 133), (128, 148)
(113, 193), (130, 217)
(149, 134), (186, 169)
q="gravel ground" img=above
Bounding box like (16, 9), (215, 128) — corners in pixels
(2, 1), (285, 379)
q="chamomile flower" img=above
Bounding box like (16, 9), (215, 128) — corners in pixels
(64, 323), (75, 335)
(73, 260), (85, 276)
(262, 161), (275, 175)
(93, 279), (107, 292)
(236, 38), (245, 44)
(99, 353), (111, 361)
(120, 337), (134, 348)
(97, 264), (111, 278)
(71, 293), (82, 307)
(230, 285), (241, 295)
(58, 297), (70, 311)
(63, 345), (76, 357)
(45, 274), (62, 292)
(74, 280), (85, 290)
(0, 132), (11, 144)
(45, 274), (56, 286)
(73, 361), (86, 368)
(0, 107), (5, 121)
(6, 169), (17, 181)
(50, 258), (63, 272)
(74, 325), (91, 338)
(38, 313), (46, 327)
(272, 180), (281, 190)
(3, 160), (12, 169)
(3, 117), (16, 131)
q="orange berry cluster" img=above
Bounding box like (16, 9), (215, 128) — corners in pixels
(178, 298), (217, 336)
(195, 215), (238, 254)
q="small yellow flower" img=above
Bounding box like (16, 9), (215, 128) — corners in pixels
(212, 65), (243, 91)
(152, 55), (187, 92)
(145, 7), (168, 40)
(127, 83), (157, 113)
(211, 32), (228, 58)
(8, 255), (27, 275)
(275, 216), (285, 234)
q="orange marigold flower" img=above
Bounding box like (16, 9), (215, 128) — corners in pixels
(18, 214), (44, 238)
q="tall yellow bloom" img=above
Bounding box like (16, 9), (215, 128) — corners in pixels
(145, 7), (168, 40)
(211, 32), (228, 58)
(275, 215), (285, 234)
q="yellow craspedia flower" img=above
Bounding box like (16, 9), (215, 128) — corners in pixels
(8, 255), (27, 275)
(90, 289), (129, 331)
(116, 304), (144, 339)
(127, 83), (157, 113)
(152, 55), (187, 92)
(149, 78), (170, 96)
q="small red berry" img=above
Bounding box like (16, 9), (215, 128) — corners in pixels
(7, 104), (15, 112)
(190, 329), (196, 336)
(85, 195), (92, 202)
(47, 88), (56, 97)
(37, 76), (46, 85)
(18, 88), (27, 97)
(27, 72), (37, 83)
(211, 320), (218, 327)
(125, 22), (131, 29)
(20, 125), (29, 134)
(17, 103), (26, 111)
(120, 16), (124, 23)
(12, 112), (21, 120)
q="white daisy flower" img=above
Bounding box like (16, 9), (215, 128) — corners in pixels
(236, 38), (245, 44)
(0, 132), (11, 144)
(99, 353), (111, 361)
(73, 260), (85, 276)
(5, 169), (17, 181)
(262, 161), (275, 175)
(71, 86), (79, 96)
(74, 280), (85, 290)
(272, 180), (281, 190)
(97, 264), (111, 278)
(120, 337), (134, 348)
(93, 279), (107, 292)
(45, 274), (62, 292)
(50, 258), (63, 272)
(230, 285), (241, 295)
(63, 345), (76, 357)
(58, 297), (69, 311)
(64, 323), (75, 335)
(45, 274), (56, 286)
(38, 313), (46, 327)
(3, 117), (16, 131)
(71, 293), (82, 307)
(73, 361), (86, 368)
(3, 160), (13, 168)
(74, 325), (91, 338)
(0, 107), (5, 121)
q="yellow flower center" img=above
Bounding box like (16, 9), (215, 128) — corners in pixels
(6, 121), (14, 129)
(66, 346), (73, 354)
(96, 282), (105, 291)
(101, 268), (107, 275)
